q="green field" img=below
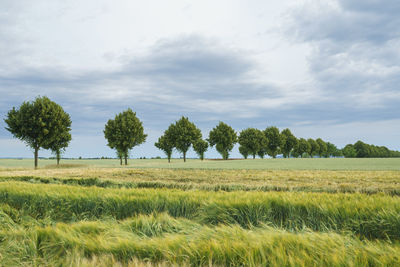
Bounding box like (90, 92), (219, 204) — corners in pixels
(0, 159), (400, 266)
(1, 157), (400, 170)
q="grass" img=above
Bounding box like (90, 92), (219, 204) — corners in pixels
(1, 168), (400, 195)
(1, 157), (400, 170)
(0, 159), (399, 266)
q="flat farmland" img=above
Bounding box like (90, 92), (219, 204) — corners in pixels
(0, 159), (400, 266)
(1, 157), (400, 170)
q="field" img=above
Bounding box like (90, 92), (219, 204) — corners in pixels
(1, 157), (400, 170)
(0, 158), (400, 266)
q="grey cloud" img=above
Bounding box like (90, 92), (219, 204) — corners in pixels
(0, 35), (288, 139)
(285, 0), (400, 124)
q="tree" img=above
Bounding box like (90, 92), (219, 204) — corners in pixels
(264, 126), (282, 158)
(104, 108), (147, 165)
(239, 145), (249, 159)
(325, 142), (340, 157)
(168, 117), (201, 162)
(294, 138), (311, 158)
(208, 122), (237, 160)
(316, 138), (327, 158)
(342, 144), (357, 158)
(280, 129), (297, 158)
(257, 134), (269, 159)
(238, 128), (265, 159)
(307, 138), (320, 158)
(353, 140), (370, 158)
(116, 148), (124, 165)
(4, 96), (72, 169)
(49, 131), (72, 166)
(155, 131), (174, 163)
(193, 139), (208, 160)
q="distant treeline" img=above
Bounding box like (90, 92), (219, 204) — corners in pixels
(3, 96), (400, 168)
(343, 141), (400, 158)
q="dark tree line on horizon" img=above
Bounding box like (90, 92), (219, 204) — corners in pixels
(3, 96), (400, 168)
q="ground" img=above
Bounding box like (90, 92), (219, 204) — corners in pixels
(0, 158), (399, 266)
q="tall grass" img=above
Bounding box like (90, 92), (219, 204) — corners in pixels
(1, 181), (400, 240)
(1, 212), (400, 266)
(2, 168), (400, 195)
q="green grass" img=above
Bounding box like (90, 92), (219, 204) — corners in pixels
(1, 211), (400, 266)
(1, 160), (400, 266)
(1, 157), (400, 170)
(1, 181), (400, 240)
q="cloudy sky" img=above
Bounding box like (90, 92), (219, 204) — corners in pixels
(1, 0), (399, 158)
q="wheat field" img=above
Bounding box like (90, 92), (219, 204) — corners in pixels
(0, 159), (399, 266)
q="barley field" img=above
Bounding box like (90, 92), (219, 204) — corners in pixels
(0, 159), (400, 266)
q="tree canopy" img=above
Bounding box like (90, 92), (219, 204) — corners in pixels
(293, 138), (311, 158)
(155, 130), (174, 163)
(4, 96), (71, 169)
(264, 126), (282, 158)
(193, 139), (209, 160)
(280, 128), (297, 158)
(167, 116), (201, 162)
(104, 108), (146, 165)
(208, 122), (237, 160)
(307, 138), (320, 158)
(238, 128), (266, 159)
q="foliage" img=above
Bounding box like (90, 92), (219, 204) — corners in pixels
(342, 144), (357, 158)
(4, 96), (72, 169)
(294, 138), (311, 158)
(155, 130), (175, 163)
(280, 129), (297, 158)
(307, 138), (320, 158)
(167, 117), (201, 162)
(193, 139), (208, 160)
(263, 127), (282, 158)
(325, 142), (342, 157)
(104, 108), (147, 165)
(208, 122), (237, 160)
(238, 128), (266, 159)
(315, 138), (327, 158)
(343, 140), (400, 158)
(238, 146), (249, 159)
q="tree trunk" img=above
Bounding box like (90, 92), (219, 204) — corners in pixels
(183, 151), (186, 162)
(34, 147), (39, 169)
(57, 150), (60, 165)
(120, 157), (122, 165)
(253, 154), (256, 159)
(124, 153), (128, 165)
(168, 156), (171, 163)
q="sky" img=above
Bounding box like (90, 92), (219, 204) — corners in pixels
(0, 0), (399, 159)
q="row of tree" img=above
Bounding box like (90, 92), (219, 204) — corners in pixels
(154, 118), (343, 161)
(4, 97), (400, 168)
(342, 141), (400, 158)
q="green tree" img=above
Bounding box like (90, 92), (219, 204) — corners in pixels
(4, 96), (72, 169)
(342, 144), (357, 158)
(264, 126), (282, 158)
(325, 142), (340, 157)
(307, 138), (320, 158)
(280, 129), (297, 158)
(353, 141), (371, 158)
(294, 138), (311, 158)
(208, 122), (237, 160)
(193, 139), (208, 161)
(168, 117), (201, 162)
(104, 108), (147, 165)
(316, 138), (327, 158)
(257, 140), (268, 158)
(155, 131), (174, 163)
(238, 128), (265, 159)
(239, 145), (249, 159)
